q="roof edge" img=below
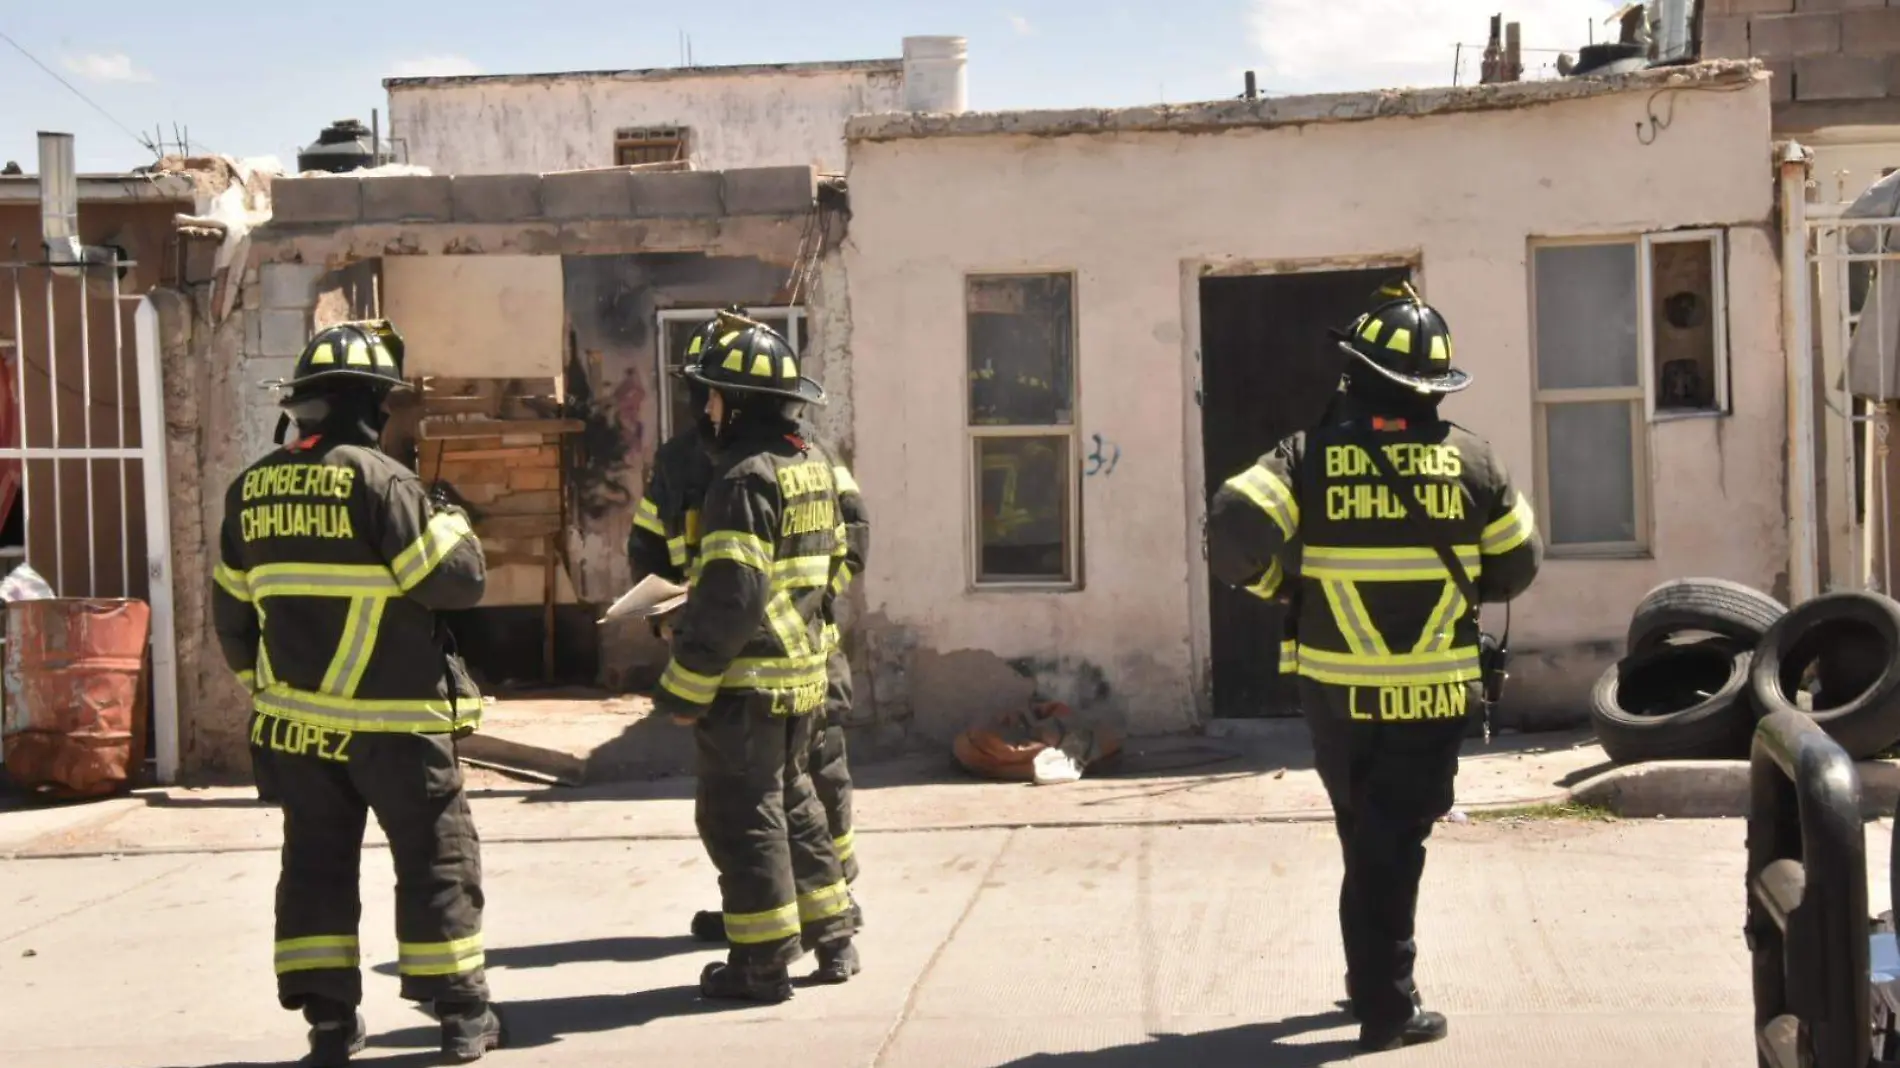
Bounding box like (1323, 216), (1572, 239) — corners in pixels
(846, 59), (1766, 143)
(0, 172), (198, 203)
(386, 56), (905, 91)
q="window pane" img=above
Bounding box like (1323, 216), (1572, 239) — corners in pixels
(975, 435), (1072, 583)
(1534, 243), (1639, 390)
(1650, 238), (1720, 412)
(662, 313), (788, 438)
(967, 274), (1075, 427)
(1545, 401), (1638, 546)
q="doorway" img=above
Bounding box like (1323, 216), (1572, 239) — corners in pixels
(1198, 265), (1412, 718)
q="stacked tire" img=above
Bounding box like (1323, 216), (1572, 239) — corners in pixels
(1592, 580), (1783, 765)
(1591, 579), (1900, 764)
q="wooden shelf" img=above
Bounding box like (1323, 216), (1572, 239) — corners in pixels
(420, 418), (584, 441)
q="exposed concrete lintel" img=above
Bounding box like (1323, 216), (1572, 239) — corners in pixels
(251, 216), (812, 269)
(847, 60), (1766, 143)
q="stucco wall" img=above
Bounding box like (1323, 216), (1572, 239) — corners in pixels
(841, 75), (1786, 738)
(389, 66), (905, 176)
(385, 256), (565, 378)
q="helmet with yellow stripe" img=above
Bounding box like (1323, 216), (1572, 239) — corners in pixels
(682, 309), (826, 406)
(276, 320), (412, 396)
(1330, 281), (1470, 395)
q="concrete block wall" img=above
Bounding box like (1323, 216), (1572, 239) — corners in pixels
(270, 165), (817, 228)
(1704, 0), (1900, 105)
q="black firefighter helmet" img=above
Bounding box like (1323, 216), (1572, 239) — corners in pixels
(272, 320), (413, 397)
(683, 310), (826, 406)
(677, 306), (747, 380)
(1330, 281), (1470, 396)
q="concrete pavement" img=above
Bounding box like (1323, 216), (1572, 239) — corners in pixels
(4, 814), (1891, 1067)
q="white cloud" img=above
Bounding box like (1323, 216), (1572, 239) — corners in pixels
(1008, 14), (1035, 36)
(388, 55), (482, 78)
(61, 53), (152, 84)
(1246, 0), (1625, 94)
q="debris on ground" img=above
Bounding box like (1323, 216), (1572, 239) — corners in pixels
(953, 701), (1125, 785)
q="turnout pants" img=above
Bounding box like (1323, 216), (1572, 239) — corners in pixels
(1298, 680), (1468, 1033)
(811, 646), (858, 883)
(250, 713), (488, 1011)
(695, 693), (856, 966)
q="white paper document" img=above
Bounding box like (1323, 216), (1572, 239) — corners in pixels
(598, 574), (688, 624)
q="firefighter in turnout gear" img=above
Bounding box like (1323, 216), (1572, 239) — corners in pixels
(1206, 281), (1542, 1053)
(628, 312), (870, 959)
(654, 311), (861, 1001)
(212, 320), (505, 1066)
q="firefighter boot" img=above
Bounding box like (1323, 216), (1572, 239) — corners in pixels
(812, 938), (861, 985)
(691, 909), (727, 943)
(437, 1001), (506, 1063)
(1358, 1009), (1448, 1052)
(1344, 978), (1423, 1020)
(299, 998), (366, 1067)
(700, 960), (793, 1004)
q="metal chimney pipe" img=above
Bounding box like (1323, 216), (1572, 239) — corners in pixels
(37, 132), (82, 273)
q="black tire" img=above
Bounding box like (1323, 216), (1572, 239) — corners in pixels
(1751, 592), (1900, 760)
(1591, 638), (1756, 764)
(1626, 578), (1786, 656)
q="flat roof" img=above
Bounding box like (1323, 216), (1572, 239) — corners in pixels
(386, 57), (903, 91)
(0, 172), (197, 203)
(847, 59), (1763, 143)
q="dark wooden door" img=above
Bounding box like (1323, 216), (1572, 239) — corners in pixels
(1198, 267), (1410, 717)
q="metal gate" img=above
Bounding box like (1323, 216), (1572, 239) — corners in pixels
(1796, 145), (1900, 601)
(0, 260), (180, 783)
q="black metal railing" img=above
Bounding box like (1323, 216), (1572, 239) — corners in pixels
(1746, 708), (1871, 1068)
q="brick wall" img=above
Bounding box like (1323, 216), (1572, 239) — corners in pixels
(1704, 0), (1900, 119)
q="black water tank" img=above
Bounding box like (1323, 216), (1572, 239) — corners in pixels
(297, 119), (376, 174)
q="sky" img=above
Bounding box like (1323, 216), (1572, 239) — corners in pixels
(1, 0), (1629, 174)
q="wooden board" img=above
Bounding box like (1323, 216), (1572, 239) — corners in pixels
(421, 418), (585, 440)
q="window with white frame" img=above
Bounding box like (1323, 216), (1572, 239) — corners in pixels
(966, 273), (1080, 587)
(1530, 231), (1729, 555)
(655, 307), (805, 440)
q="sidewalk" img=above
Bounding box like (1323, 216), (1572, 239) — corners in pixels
(0, 725), (1610, 858)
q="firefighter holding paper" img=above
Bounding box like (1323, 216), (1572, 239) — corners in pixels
(651, 312), (860, 1000)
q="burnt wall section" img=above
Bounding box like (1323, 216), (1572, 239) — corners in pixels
(563, 251), (800, 690)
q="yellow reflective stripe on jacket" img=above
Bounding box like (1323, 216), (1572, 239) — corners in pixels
(660, 660), (720, 705)
(1413, 582), (1467, 655)
(214, 564), (252, 603)
(319, 596), (389, 698)
(634, 497), (666, 537)
(1302, 545), (1481, 583)
(699, 530), (773, 573)
(248, 563), (401, 600)
(833, 465), (861, 496)
(274, 935), (359, 975)
(765, 590), (812, 658)
(1320, 580), (1390, 657)
(253, 682), (481, 734)
(798, 881), (852, 923)
(833, 829), (856, 863)
(1226, 464), (1299, 539)
(830, 561), (856, 597)
(724, 651), (830, 690)
(1295, 645), (1482, 687)
(1247, 559), (1284, 600)
(235, 669), (256, 689)
(391, 512), (474, 592)
(666, 537), (689, 568)
(772, 554), (833, 590)
(398, 934), (484, 977)
(1482, 493), (1537, 555)
(1278, 640), (1298, 675)
(724, 902), (800, 945)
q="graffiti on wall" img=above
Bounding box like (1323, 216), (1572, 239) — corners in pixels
(1084, 433), (1121, 477)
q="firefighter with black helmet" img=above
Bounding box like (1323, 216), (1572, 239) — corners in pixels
(653, 311), (860, 1001)
(628, 311), (870, 959)
(211, 320), (505, 1066)
(1206, 281), (1542, 1052)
